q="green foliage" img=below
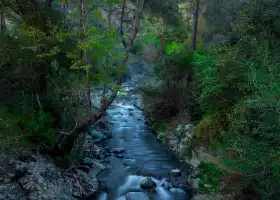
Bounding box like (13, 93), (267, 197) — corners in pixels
(192, 0), (280, 198)
(144, 0), (184, 27)
(165, 42), (180, 56)
(0, 99), (56, 151)
(152, 122), (168, 132)
(202, 0), (243, 44)
(193, 53), (224, 113)
(130, 39), (144, 54)
(157, 42), (193, 80)
(194, 113), (226, 142)
(16, 93), (56, 150)
(19, 109), (56, 150)
(142, 43), (194, 120)
(194, 162), (227, 194)
(141, 86), (156, 97)
(0, 0), (126, 156)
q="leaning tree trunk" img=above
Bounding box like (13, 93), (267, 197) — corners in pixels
(54, 0), (145, 156)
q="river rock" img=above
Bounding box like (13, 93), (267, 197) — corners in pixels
(125, 192), (150, 200)
(112, 148), (126, 154)
(140, 177), (156, 189)
(169, 169), (181, 177)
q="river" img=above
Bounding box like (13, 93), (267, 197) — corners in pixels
(95, 60), (192, 200)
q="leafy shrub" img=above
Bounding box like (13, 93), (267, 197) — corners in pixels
(152, 122), (168, 132)
(192, 0), (280, 198)
(17, 97), (56, 150)
(194, 162), (227, 194)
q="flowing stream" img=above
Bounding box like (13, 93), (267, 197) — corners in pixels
(95, 61), (191, 200)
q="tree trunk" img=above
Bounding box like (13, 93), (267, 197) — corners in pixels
(191, 0), (199, 52)
(55, 0), (145, 156)
(102, 4), (112, 108)
(78, 0), (92, 120)
(120, 0), (127, 49)
(0, 6), (5, 36)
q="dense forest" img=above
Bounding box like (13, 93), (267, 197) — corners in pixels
(0, 0), (280, 199)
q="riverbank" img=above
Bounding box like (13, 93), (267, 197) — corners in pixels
(142, 112), (243, 200)
(0, 117), (113, 200)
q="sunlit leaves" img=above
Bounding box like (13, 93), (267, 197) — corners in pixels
(165, 41), (180, 56)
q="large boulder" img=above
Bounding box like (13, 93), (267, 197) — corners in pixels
(140, 177), (156, 189)
(125, 192), (150, 200)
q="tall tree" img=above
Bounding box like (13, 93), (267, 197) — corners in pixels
(191, 0), (199, 52)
